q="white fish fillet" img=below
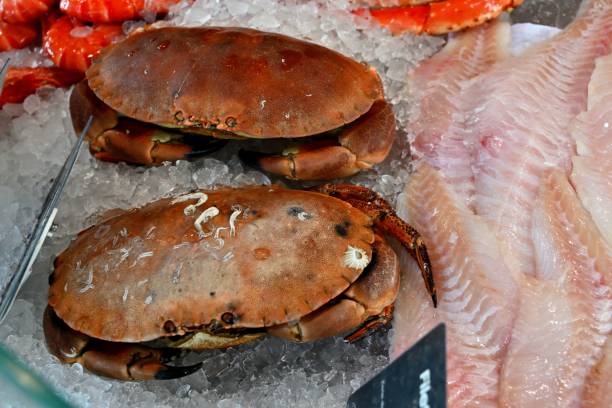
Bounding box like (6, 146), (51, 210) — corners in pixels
(499, 171), (612, 407)
(582, 337), (612, 408)
(571, 158), (612, 247)
(570, 53), (612, 246)
(571, 54), (612, 158)
(393, 162), (518, 407)
(409, 19), (510, 205)
(463, 0), (612, 276)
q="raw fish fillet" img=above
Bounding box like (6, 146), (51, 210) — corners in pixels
(582, 338), (612, 408)
(392, 162), (518, 407)
(570, 53), (612, 246)
(409, 19), (510, 205)
(463, 0), (612, 276)
(499, 171), (612, 407)
(571, 54), (612, 158)
(571, 158), (612, 246)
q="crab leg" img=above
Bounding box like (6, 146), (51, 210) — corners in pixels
(43, 307), (202, 381)
(268, 235), (400, 342)
(313, 183), (437, 306)
(355, 0), (523, 35)
(70, 81), (226, 165)
(240, 99), (396, 180)
(70, 80), (119, 143)
(90, 121), (227, 165)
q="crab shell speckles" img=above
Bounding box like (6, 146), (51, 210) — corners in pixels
(49, 186), (377, 343)
(86, 27), (384, 139)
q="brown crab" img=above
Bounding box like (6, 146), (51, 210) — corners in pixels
(69, 26), (396, 180)
(44, 184), (436, 381)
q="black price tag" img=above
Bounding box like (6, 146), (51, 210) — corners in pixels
(347, 324), (446, 408)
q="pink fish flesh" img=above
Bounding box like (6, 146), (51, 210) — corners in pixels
(571, 158), (612, 247)
(570, 52), (612, 246)
(499, 171), (612, 407)
(409, 19), (510, 206)
(461, 0), (612, 276)
(393, 162), (519, 407)
(582, 337), (612, 408)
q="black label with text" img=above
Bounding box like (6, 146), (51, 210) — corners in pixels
(347, 324), (446, 408)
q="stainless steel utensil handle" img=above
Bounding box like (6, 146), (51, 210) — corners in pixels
(0, 116), (93, 324)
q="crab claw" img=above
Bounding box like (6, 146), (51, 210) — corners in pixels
(43, 306), (202, 381)
(70, 80), (227, 165)
(240, 99), (395, 180)
(240, 141), (359, 180)
(91, 120), (227, 165)
(312, 184), (437, 307)
(153, 362), (204, 380)
(74, 340), (202, 381)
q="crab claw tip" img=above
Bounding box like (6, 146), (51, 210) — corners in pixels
(159, 347), (183, 362)
(154, 362), (203, 380)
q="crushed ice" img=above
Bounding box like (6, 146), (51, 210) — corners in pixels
(0, 0), (443, 406)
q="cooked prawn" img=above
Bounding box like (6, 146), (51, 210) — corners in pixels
(43, 15), (123, 72)
(0, 0), (58, 24)
(0, 20), (37, 51)
(59, 0), (181, 23)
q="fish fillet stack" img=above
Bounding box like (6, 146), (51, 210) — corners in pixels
(392, 0), (612, 406)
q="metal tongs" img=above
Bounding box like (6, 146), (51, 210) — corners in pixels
(0, 102), (93, 324)
(0, 58), (9, 91)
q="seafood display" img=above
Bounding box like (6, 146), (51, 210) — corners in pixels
(1, 0), (441, 404)
(44, 184), (434, 380)
(1, 0), (609, 406)
(393, 0), (612, 406)
(353, 0), (524, 34)
(71, 26), (396, 179)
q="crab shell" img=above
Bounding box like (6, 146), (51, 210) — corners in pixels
(69, 26), (396, 180)
(85, 26), (384, 138)
(49, 185), (396, 344)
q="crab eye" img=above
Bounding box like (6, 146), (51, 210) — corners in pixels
(343, 245), (369, 270)
(163, 320), (177, 333)
(221, 312), (236, 324)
